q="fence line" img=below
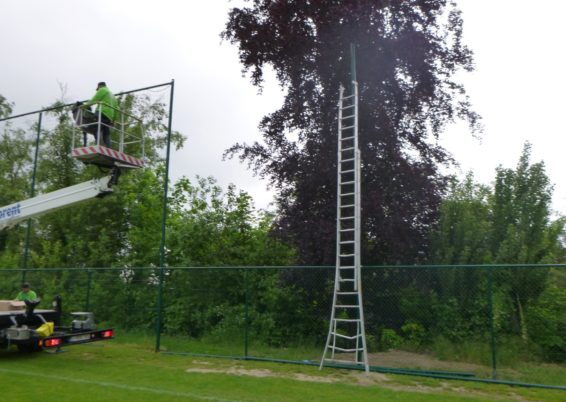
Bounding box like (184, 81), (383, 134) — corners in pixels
(1, 264), (564, 387)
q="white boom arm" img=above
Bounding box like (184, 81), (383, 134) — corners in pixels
(0, 176), (112, 231)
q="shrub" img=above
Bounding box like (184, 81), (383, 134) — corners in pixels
(380, 328), (402, 351)
(527, 284), (566, 362)
(401, 321), (426, 347)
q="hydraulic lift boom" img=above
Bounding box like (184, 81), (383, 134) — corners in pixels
(0, 176), (112, 231)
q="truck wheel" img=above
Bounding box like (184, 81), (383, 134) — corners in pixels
(17, 343), (43, 353)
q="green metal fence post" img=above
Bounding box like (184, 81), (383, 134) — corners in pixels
(244, 269), (249, 358)
(21, 112), (42, 283)
(85, 269), (92, 311)
(155, 79), (175, 352)
(350, 43), (357, 86)
(488, 267), (497, 379)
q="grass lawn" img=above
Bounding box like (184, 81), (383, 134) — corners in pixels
(0, 336), (564, 402)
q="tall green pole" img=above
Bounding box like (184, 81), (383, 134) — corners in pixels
(488, 268), (497, 379)
(85, 269), (92, 312)
(22, 112), (42, 283)
(155, 79), (175, 352)
(350, 43), (357, 90)
(350, 42), (364, 364)
(244, 269), (249, 358)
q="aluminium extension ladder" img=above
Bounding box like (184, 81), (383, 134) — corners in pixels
(320, 81), (369, 373)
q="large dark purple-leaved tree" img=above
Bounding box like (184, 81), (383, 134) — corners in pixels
(223, 0), (480, 265)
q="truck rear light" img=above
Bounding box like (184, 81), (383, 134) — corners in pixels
(101, 330), (113, 338)
(45, 338), (62, 347)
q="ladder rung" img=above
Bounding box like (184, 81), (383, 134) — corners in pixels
(329, 346), (360, 353)
(340, 278), (355, 282)
(331, 332), (362, 340)
(340, 204), (354, 208)
(340, 228), (354, 232)
(339, 254), (354, 257)
(342, 94), (355, 99)
(341, 147), (355, 151)
(341, 115), (355, 120)
(336, 292), (359, 296)
(323, 358), (364, 365)
(341, 104), (355, 110)
(341, 136), (354, 141)
(324, 360), (358, 365)
(340, 181), (354, 185)
(341, 125), (355, 130)
(335, 305), (359, 308)
(340, 241), (355, 244)
(340, 158), (355, 163)
(341, 169), (355, 174)
(324, 361), (368, 368)
(340, 192), (355, 196)
(339, 265), (355, 268)
(340, 216), (354, 220)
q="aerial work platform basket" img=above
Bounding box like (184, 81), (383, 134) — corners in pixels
(71, 145), (144, 168)
(70, 103), (145, 169)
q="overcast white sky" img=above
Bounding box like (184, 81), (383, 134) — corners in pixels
(1, 1), (565, 214)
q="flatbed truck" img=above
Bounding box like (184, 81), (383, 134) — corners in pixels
(0, 298), (113, 352)
(0, 104), (146, 353)
(0, 176), (117, 353)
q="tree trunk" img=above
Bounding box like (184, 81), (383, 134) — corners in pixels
(516, 293), (528, 342)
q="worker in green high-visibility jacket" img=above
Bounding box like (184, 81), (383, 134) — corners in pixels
(15, 282), (37, 302)
(80, 82), (118, 148)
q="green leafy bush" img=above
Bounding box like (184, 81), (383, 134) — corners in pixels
(527, 284), (566, 362)
(401, 322), (426, 347)
(380, 328), (402, 351)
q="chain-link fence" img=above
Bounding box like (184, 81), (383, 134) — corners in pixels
(1, 265), (564, 386)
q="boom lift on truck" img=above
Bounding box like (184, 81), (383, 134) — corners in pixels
(0, 175), (114, 231)
(0, 101), (145, 352)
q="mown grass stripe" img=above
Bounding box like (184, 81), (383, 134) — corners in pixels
(0, 367), (241, 402)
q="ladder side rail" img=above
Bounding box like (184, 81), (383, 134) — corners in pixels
(320, 85), (346, 370)
(320, 253), (343, 365)
(353, 81), (360, 291)
(356, 322), (361, 364)
(320, 260), (342, 368)
(356, 232), (370, 373)
(331, 318), (338, 359)
(356, 147), (370, 373)
(336, 84), (345, 284)
(353, 79), (369, 373)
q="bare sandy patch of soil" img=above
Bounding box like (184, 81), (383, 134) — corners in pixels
(185, 362), (534, 401)
(369, 349), (486, 373)
(186, 366), (335, 383)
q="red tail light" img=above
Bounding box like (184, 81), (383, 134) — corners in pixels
(45, 338), (62, 347)
(101, 330), (113, 338)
